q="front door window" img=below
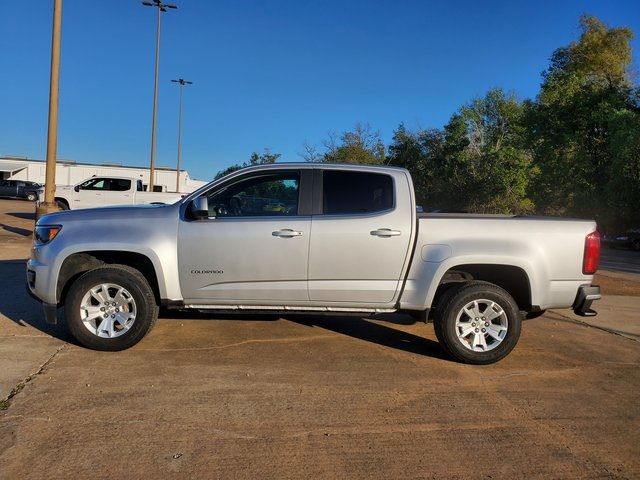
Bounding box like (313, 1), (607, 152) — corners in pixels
(206, 172), (300, 217)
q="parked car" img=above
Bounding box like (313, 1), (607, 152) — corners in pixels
(46, 176), (183, 210)
(0, 179), (43, 201)
(603, 229), (640, 251)
(27, 163), (601, 364)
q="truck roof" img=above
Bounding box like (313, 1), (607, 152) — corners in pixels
(81, 176), (141, 181)
(222, 162), (410, 174)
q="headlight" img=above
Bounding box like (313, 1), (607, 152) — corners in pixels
(616, 236), (629, 241)
(34, 225), (62, 245)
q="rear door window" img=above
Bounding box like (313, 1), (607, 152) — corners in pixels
(322, 171), (393, 215)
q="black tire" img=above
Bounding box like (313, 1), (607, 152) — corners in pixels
(56, 199), (69, 210)
(433, 281), (522, 364)
(64, 265), (158, 351)
(26, 192), (37, 202)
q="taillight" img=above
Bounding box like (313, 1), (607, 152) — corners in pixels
(583, 231), (600, 275)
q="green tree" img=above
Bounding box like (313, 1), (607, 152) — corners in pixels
(302, 122), (386, 165)
(387, 123), (445, 208)
(389, 89), (536, 214)
(215, 149), (281, 180)
(605, 102), (640, 228)
(527, 14), (637, 228)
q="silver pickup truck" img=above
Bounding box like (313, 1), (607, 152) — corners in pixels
(27, 163), (601, 364)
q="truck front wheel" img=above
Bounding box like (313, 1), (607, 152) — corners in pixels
(433, 281), (522, 364)
(55, 199), (69, 210)
(64, 265), (158, 351)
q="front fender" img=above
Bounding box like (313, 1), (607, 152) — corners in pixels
(31, 205), (182, 304)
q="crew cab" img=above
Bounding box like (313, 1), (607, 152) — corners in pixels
(48, 176), (183, 210)
(27, 164), (601, 364)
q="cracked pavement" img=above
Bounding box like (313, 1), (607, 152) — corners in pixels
(0, 199), (639, 479)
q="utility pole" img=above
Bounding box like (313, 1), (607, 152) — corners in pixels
(37, 0), (63, 219)
(141, 1), (177, 192)
(171, 78), (192, 192)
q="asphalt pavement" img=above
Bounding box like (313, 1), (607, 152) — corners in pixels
(600, 246), (640, 274)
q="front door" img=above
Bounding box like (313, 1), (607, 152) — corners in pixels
(178, 169), (311, 303)
(308, 169), (413, 304)
(75, 178), (108, 208)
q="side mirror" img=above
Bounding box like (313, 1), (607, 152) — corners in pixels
(74, 185), (80, 192)
(190, 196), (210, 219)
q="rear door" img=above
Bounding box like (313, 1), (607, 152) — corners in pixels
(178, 169), (312, 303)
(308, 169), (414, 305)
(101, 178), (133, 206)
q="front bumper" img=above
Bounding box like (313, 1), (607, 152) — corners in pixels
(26, 283), (58, 324)
(26, 256), (59, 324)
(572, 285), (601, 317)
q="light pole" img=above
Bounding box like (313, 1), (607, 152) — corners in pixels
(141, 0), (177, 192)
(37, 0), (63, 219)
(171, 78), (192, 192)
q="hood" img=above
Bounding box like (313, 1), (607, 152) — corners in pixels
(37, 203), (177, 225)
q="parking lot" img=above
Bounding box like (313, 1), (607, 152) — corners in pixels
(0, 198), (639, 479)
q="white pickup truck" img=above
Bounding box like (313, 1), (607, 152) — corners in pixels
(27, 163), (601, 364)
(49, 176), (183, 210)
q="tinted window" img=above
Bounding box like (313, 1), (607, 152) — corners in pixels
(323, 171), (393, 214)
(137, 180), (144, 192)
(108, 179), (131, 192)
(207, 172), (299, 217)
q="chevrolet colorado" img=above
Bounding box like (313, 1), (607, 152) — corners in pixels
(27, 164), (601, 364)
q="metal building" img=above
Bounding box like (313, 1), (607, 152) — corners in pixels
(0, 156), (207, 193)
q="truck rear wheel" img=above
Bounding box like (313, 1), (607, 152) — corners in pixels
(433, 281), (521, 364)
(64, 265), (158, 351)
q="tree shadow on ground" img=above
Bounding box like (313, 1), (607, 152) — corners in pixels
(7, 211), (35, 221)
(1, 224), (32, 237)
(0, 260), (71, 342)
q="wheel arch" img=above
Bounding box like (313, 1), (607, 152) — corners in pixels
(416, 256), (545, 311)
(56, 250), (163, 306)
(54, 197), (69, 208)
(431, 263), (532, 311)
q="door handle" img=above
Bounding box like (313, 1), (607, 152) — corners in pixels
(272, 229), (303, 238)
(370, 228), (401, 237)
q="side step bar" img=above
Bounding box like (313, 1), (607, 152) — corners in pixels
(185, 304), (397, 314)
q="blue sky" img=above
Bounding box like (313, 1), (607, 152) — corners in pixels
(1, 0), (639, 180)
